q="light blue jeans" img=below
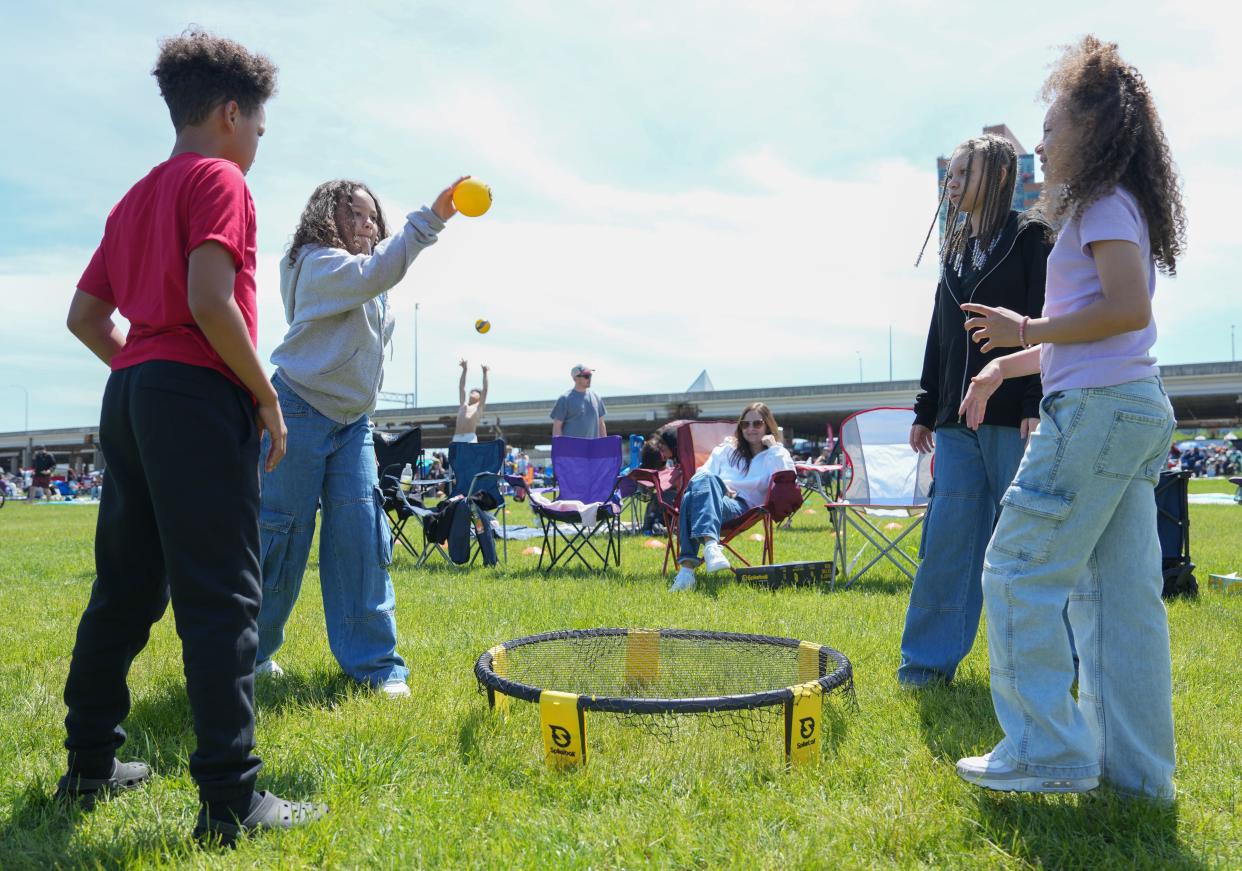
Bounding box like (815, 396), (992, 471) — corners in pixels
(898, 425), (1028, 686)
(677, 475), (747, 566)
(256, 375), (408, 687)
(982, 377), (1175, 798)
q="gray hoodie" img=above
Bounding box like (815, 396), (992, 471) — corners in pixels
(272, 207), (445, 424)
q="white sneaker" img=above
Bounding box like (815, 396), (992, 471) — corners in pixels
(255, 659), (284, 678)
(956, 752), (1098, 794)
(703, 541), (731, 573)
(669, 566), (697, 592)
(380, 679), (411, 698)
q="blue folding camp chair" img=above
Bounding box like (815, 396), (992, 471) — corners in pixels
(448, 439), (508, 564)
(616, 433), (647, 529)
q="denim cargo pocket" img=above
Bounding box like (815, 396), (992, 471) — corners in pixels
(989, 482), (1073, 566)
(918, 480), (935, 560)
(259, 507), (295, 590)
(373, 485), (394, 567)
(1094, 410), (1170, 479)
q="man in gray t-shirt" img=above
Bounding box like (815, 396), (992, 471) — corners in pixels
(550, 364), (607, 439)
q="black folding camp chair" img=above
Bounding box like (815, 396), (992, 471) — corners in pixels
(374, 427), (443, 562)
(1155, 469), (1196, 598)
(378, 467), (450, 566)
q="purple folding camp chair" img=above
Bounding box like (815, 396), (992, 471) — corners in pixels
(507, 435), (623, 571)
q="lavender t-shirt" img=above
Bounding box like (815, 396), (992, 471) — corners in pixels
(1040, 187), (1158, 393)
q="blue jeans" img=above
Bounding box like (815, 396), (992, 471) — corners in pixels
(677, 475), (746, 565)
(256, 376), (408, 687)
(898, 425), (1028, 686)
(982, 378), (1175, 798)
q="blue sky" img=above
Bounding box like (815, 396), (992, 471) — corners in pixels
(1, 0), (1237, 433)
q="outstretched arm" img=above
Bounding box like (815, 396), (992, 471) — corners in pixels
(478, 364), (489, 414)
(458, 358), (468, 405)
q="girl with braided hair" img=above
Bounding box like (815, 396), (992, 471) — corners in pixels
(254, 176), (465, 696)
(898, 134), (1052, 688)
(955, 36), (1185, 798)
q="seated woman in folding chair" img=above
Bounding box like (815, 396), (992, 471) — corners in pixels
(898, 132), (1053, 688)
(253, 176), (464, 697)
(670, 403), (794, 592)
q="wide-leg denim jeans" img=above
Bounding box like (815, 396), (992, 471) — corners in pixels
(677, 474), (747, 565)
(898, 424), (1027, 686)
(982, 377), (1175, 798)
(256, 375), (408, 687)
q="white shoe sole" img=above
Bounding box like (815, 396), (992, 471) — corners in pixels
(957, 767), (1098, 793)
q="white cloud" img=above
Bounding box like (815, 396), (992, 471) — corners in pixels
(1, 0), (1240, 433)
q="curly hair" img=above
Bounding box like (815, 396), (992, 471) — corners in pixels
(1039, 35), (1186, 275)
(287, 180), (390, 265)
(917, 134), (1018, 269)
(151, 29), (277, 131)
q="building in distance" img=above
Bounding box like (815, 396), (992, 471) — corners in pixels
(937, 123), (1042, 239)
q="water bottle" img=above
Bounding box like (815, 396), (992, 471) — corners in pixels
(400, 463), (413, 492)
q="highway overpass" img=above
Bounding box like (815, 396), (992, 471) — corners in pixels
(5, 360), (1242, 469)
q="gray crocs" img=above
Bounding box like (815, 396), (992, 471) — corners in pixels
(194, 790), (327, 847)
(55, 758), (151, 807)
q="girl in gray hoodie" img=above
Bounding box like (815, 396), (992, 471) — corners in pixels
(254, 177), (462, 696)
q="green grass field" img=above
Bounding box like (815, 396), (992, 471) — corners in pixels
(1, 481), (1240, 869)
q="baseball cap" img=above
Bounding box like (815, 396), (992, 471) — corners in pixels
(570, 364), (594, 377)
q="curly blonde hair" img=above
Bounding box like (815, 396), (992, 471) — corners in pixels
(287, 180), (389, 265)
(1040, 35), (1186, 275)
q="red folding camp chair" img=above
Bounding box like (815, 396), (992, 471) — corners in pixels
(628, 420), (803, 575)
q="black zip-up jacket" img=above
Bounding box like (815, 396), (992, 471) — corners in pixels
(914, 210), (1053, 431)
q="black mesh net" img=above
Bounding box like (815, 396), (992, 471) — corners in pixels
(476, 629), (855, 748)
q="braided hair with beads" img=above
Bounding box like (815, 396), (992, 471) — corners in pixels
(915, 134), (1018, 275)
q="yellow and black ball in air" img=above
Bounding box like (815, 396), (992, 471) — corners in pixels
(475, 319), (491, 334)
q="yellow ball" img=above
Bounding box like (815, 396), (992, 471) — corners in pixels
(475, 319), (491, 334)
(453, 179), (492, 217)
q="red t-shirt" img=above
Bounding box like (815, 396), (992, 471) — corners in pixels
(77, 152), (258, 387)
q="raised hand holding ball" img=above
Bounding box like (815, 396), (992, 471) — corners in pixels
(453, 179), (493, 217)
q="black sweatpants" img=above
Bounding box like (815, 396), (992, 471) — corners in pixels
(63, 360), (262, 813)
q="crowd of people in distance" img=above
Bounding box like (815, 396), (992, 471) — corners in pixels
(1170, 442), (1241, 477)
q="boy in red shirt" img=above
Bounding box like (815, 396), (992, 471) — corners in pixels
(58, 30), (325, 845)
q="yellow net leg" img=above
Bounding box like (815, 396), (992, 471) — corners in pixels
(540, 690), (587, 768)
(487, 646), (510, 715)
(784, 682), (823, 766)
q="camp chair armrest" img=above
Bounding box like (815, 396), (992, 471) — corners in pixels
(504, 474), (531, 501)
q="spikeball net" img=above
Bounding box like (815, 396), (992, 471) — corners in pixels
(474, 628), (855, 767)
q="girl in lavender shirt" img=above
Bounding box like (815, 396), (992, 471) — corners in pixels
(951, 36), (1187, 799)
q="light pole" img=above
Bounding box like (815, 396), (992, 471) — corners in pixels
(1232, 324), (1236, 363)
(9, 385), (29, 466)
(855, 351), (863, 383)
(414, 302), (420, 408)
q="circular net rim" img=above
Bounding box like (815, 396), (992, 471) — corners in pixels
(474, 627), (853, 715)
